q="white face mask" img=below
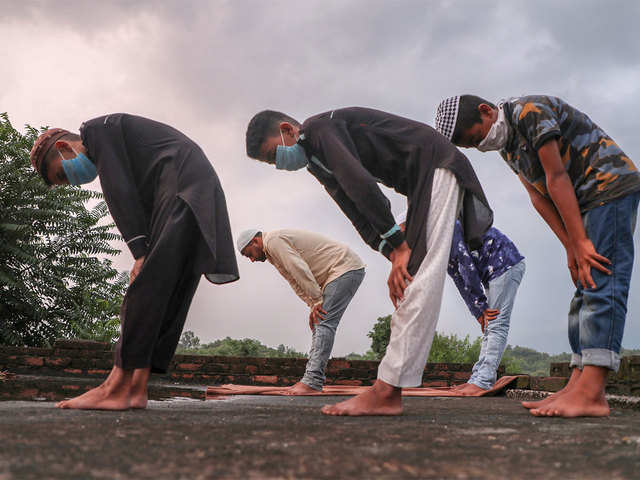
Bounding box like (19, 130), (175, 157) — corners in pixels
(477, 104), (509, 152)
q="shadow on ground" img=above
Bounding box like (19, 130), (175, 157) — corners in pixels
(1, 396), (639, 479)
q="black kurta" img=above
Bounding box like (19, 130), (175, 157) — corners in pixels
(80, 114), (239, 371)
(80, 113), (239, 284)
(299, 107), (493, 276)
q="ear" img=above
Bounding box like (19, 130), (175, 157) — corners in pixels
(279, 122), (296, 137)
(54, 139), (74, 154)
(477, 103), (495, 118)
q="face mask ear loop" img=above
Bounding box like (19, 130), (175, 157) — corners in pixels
(280, 130), (286, 146)
(57, 145), (79, 161)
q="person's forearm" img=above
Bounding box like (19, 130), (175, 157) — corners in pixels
(546, 173), (588, 247)
(529, 191), (571, 249)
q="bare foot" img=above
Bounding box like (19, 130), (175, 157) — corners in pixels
(457, 383), (488, 396)
(522, 367), (581, 409)
(529, 366), (610, 418)
(129, 368), (150, 409)
(451, 383), (469, 391)
(57, 366), (133, 411)
(283, 381), (321, 396)
(530, 389), (609, 418)
(321, 379), (402, 416)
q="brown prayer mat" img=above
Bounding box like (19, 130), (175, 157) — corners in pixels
(206, 375), (519, 398)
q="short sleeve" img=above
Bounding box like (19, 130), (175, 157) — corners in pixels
(512, 98), (561, 151)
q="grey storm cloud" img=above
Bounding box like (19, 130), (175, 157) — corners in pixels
(1, 0), (639, 356)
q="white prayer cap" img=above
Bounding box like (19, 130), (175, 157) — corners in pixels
(396, 209), (407, 225)
(435, 96), (460, 141)
(236, 229), (260, 253)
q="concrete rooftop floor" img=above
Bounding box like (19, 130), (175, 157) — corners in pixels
(2, 395), (640, 479)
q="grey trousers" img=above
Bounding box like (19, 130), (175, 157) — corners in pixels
(301, 268), (365, 390)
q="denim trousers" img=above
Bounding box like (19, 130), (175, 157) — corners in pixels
(568, 191), (639, 372)
(468, 260), (526, 390)
(301, 268), (365, 390)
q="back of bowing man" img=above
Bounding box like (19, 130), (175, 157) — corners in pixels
(245, 107), (493, 415)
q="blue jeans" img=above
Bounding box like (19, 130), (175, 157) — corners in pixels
(468, 260), (525, 390)
(568, 192), (639, 372)
(301, 268), (365, 390)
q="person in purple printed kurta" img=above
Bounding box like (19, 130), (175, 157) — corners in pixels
(447, 220), (525, 395)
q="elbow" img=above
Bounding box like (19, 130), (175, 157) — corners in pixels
(545, 171), (569, 195)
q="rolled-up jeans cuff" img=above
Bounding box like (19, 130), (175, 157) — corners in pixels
(569, 353), (583, 370)
(582, 348), (620, 372)
(300, 378), (323, 391)
(468, 378), (492, 390)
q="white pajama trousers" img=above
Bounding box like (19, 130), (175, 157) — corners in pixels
(377, 168), (462, 387)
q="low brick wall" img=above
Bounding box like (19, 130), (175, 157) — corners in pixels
(0, 339), (474, 387)
(550, 356), (640, 396)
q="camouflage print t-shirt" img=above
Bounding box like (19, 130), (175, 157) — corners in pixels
(499, 95), (640, 212)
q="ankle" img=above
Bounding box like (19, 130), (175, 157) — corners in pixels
(373, 380), (401, 398)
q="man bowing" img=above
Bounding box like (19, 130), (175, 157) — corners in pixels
(30, 113), (239, 410)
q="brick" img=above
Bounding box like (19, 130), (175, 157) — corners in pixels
(549, 362), (570, 377)
(87, 369), (110, 376)
(62, 384), (81, 391)
(628, 355), (640, 365)
(201, 364), (232, 374)
(453, 371), (471, 380)
(69, 358), (94, 369)
(63, 368), (83, 375)
(252, 375), (278, 384)
(24, 357), (44, 367)
(328, 360), (350, 370)
(53, 339), (110, 350)
(334, 379), (363, 386)
(176, 363), (202, 372)
(45, 357), (71, 367)
(245, 365), (258, 374)
(515, 376), (531, 389)
(531, 377), (567, 392)
(422, 380), (448, 388)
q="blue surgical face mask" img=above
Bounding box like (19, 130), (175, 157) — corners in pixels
(59, 148), (98, 185)
(275, 130), (308, 171)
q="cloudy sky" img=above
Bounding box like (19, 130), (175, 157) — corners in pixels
(2, 0), (639, 356)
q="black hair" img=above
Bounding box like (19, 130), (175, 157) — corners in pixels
(40, 132), (82, 185)
(245, 110), (300, 160)
(451, 95), (496, 144)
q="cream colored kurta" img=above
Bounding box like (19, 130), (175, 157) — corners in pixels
(263, 229), (365, 307)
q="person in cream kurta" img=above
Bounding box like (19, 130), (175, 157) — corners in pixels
(238, 228), (365, 394)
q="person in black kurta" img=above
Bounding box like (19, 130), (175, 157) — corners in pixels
(30, 114), (239, 410)
(246, 107), (493, 416)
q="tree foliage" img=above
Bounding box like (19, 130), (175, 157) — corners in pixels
(0, 113), (127, 346)
(177, 332), (307, 358)
(366, 315), (523, 373)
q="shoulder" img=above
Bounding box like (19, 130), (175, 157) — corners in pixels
(80, 113), (130, 136)
(508, 96), (561, 123)
(263, 230), (290, 249)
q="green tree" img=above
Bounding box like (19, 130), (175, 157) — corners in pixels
(0, 113), (127, 346)
(178, 330), (201, 350)
(366, 315), (482, 365)
(429, 332), (481, 364)
(177, 335), (307, 358)
(368, 314), (392, 359)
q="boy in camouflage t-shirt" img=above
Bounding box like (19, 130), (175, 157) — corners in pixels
(435, 94), (640, 418)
